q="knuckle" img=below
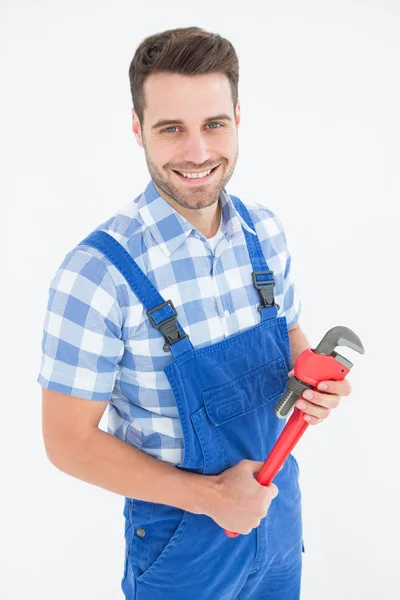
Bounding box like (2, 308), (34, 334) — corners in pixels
(264, 490), (272, 503)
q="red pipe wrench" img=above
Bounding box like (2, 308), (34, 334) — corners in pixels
(224, 326), (365, 538)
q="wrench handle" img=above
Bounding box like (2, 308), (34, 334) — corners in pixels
(224, 408), (308, 538)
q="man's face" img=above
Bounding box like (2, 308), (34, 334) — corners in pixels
(132, 72), (240, 211)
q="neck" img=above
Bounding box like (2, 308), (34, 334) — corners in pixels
(154, 184), (222, 238)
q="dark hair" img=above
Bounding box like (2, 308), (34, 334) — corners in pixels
(128, 26), (239, 125)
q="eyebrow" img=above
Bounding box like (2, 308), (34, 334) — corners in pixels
(151, 114), (233, 130)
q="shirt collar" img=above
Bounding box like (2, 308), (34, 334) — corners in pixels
(138, 179), (256, 257)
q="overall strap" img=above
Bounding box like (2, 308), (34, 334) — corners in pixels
(79, 230), (193, 358)
(230, 196), (280, 321)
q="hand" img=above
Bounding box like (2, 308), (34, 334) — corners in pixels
(287, 369), (352, 425)
(208, 460), (279, 535)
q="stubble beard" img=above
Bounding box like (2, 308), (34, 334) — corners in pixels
(143, 142), (239, 211)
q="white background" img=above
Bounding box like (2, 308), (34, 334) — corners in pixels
(1, 1), (399, 598)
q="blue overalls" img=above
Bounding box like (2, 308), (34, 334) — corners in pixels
(80, 196), (304, 600)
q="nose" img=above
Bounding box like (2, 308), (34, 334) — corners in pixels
(182, 130), (211, 165)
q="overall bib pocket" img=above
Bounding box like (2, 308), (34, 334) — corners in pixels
(202, 355), (287, 425)
(190, 356), (288, 475)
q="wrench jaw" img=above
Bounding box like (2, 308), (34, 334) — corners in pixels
(275, 389), (299, 419)
(315, 326), (365, 356)
(274, 376), (312, 419)
(274, 326), (364, 419)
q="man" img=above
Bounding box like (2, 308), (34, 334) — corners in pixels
(38, 26), (351, 600)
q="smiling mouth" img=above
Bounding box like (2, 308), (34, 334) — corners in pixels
(172, 164), (221, 183)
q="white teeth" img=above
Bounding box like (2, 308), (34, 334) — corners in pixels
(178, 169), (212, 179)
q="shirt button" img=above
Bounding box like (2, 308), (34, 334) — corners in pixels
(224, 309), (230, 318)
(136, 528), (146, 538)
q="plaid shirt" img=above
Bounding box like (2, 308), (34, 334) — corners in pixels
(37, 180), (301, 465)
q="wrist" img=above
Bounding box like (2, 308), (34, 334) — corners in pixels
(185, 472), (221, 516)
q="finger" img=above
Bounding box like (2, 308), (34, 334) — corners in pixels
(317, 378), (352, 396)
(295, 399), (332, 420)
(269, 483), (279, 498)
(301, 415), (324, 426)
(301, 390), (341, 409)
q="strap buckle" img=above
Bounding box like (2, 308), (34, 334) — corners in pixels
(147, 300), (188, 352)
(252, 271), (280, 312)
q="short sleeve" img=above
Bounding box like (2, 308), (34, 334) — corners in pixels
(37, 248), (125, 400)
(279, 243), (302, 330)
(249, 204), (302, 330)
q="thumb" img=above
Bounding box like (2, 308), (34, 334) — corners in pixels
(249, 460), (265, 474)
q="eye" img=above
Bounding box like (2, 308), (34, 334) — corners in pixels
(160, 122), (223, 134)
(162, 126), (179, 133)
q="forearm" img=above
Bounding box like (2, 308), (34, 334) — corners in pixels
(288, 325), (311, 369)
(46, 327), (311, 516)
(50, 427), (219, 515)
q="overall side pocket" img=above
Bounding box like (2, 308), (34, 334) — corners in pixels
(129, 500), (190, 584)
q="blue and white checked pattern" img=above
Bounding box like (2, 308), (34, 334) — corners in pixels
(38, 180), (301, 465)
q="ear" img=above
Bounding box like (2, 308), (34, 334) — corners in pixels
(131, 108), (144, 148)
(235, 99), (241, 128)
